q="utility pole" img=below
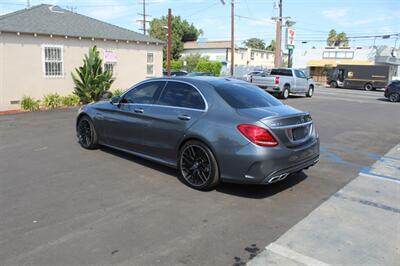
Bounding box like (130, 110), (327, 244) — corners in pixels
(166, 8), (172, 77)
(274, 0), (282, 67)
(137, 0), (151, 35)
(220, 0), (235, 77)
(230, 0), (235, 77)
(27, 0), (30, 8)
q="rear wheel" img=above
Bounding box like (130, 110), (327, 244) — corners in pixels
(330, 81), (338, 88)
(178, 141), (220, 191)
(77, 115), (99, 149)
(389, 93), (400, 102)
(306, 85), (314, 97)
(280, 86), (290, 99)
(364, 83), (374, 91)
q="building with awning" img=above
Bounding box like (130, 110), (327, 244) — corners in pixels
(293, 46), (399, 83)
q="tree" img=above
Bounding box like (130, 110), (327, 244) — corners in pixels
(182, 53), (206, 72)
(194, 59), (222, 76)
(149, 15), (202, 62)
(72, 46), (114, 103)
(243, 38), (266, 50)
(327, 29), (337, 46)
(327, 29), (348, 47)
(335, 32), (349, 47)
(266, 40), (276, 51)
(170, 59), (183, 71)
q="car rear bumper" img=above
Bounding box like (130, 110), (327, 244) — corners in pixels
(219, 138), (320, 185)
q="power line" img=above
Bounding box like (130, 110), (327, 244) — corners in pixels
(136, 0), (151, 35)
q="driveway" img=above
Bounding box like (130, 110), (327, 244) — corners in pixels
(0, 87), (399, 265)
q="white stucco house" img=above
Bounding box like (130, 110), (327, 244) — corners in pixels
(0, 4), (163, 111)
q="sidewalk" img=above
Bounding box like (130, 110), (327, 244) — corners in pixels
(249, 144), (400, 266)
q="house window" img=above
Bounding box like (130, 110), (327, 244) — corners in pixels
(104, 62), (116, 76)
(147, 52), (154, 76)
(43, 45), (63, 77)
(250, 52), (255, 60)
(261, 53), (264, 59)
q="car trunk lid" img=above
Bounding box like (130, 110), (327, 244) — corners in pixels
(237, 106), (314, 148)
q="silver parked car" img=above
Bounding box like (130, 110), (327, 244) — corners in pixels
(76, 77), (320, 190)
(251, 68), (315, 99)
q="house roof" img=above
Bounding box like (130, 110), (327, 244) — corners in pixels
(0, 4), (162, 44)
(184, 40), (238, 49)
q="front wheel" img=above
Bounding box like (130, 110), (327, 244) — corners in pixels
(178, 141), (220, 191)
(389, 93), (400, 102)
(364, 83), (374, 91)
(330, 81), (338, 88)
(77, 115), (99, 149)
(306, 86), (314, 97)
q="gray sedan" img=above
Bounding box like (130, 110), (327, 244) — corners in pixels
(76, 77), (319, 190)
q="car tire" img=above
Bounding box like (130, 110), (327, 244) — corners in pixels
(280, 86), (290, 99)
(178, 140), (220, 191)
(364, 83), (374, 91)
(77, 115), (99, 149)
(306, 85), (314, 97)
(330, 81), (338, 88)
(389, 93), (400, 102)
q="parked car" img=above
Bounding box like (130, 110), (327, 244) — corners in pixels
(250, 68), (315, 99)
(243, 70), (263, 82)
(327, 65), (390, 91)
(186, 72), (213, 76)
(384, 80), (400, 102)
(163, 70), (188, 76)
(76, 77), (320, 190)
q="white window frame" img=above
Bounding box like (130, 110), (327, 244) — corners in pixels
(42, 44), (64, 78)
(146, 52), (155, 76)
(104, 62), (117, 77)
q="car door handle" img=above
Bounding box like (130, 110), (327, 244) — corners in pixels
(134, 108), (144, 114)
(178, 114), (191, 121)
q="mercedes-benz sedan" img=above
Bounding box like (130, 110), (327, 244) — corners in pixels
(76, 77), (319, 190)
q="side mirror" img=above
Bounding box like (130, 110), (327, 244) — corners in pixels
(110, 96), (121, 105)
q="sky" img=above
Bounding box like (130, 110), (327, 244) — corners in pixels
(1, 0), (399, 49)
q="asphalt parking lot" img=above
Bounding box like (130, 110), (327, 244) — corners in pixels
(0, 86), (399, 265)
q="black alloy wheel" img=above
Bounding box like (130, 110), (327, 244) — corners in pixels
(179, 141), (219, 190)
(77, 116), (99, 149)
(389, 93), (400, 102)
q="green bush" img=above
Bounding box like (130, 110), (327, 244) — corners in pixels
(171, 59), (184, 71)
(72, 46), (114, 103)
(112, 88), (125, 97)
(21, 96), (40, 111)
(61, 94), (80, 106)
(194, 59), (222, 76)
(43, 93), (62, 109)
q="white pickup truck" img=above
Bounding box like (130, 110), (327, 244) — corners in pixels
(250, 68), (315, 99)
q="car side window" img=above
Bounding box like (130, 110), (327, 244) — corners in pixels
(294, 70), (302, 78)
(158, 81), (206, 110)
(121, 81), (165, 104)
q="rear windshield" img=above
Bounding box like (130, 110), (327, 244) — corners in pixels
(270, 68), (293, 76)
(215, 83), (282, 109)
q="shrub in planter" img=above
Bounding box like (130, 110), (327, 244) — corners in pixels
(21, 96), (40, 111)
(61, 94), (80, 106)
(112, 88), (125, 97)
(43, 93), (62, 109)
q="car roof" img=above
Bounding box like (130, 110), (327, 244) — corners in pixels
(147, 76), (248, 88)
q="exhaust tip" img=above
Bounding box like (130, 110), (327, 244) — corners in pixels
(268, 173), (289, 184)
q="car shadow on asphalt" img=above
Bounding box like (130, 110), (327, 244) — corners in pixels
(100, 146), (308, 199)
(216, 172), (308, 199)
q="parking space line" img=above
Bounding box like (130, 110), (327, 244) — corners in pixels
(359, 172), (400, 184)
(265, 243), (330, 266)
(334, 192), (400, 214)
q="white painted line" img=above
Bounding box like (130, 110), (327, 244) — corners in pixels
(266, 243), (330, 266)
(360, 172), (400, 184)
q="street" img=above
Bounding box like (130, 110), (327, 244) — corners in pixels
(0, 87), (399, 265)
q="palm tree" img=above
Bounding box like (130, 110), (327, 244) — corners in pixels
(72, 46), (114, 103)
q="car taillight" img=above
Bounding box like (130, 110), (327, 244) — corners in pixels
(237, 124), (278, 147)
(275, 76), (280, 85)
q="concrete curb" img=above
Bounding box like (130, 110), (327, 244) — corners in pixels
(248, 144), (400, 266)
